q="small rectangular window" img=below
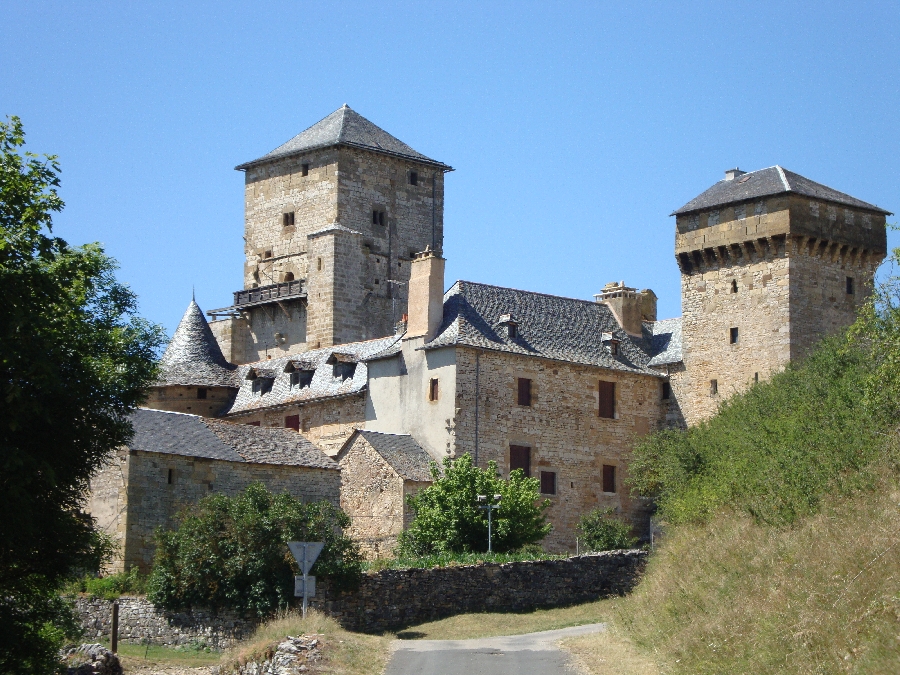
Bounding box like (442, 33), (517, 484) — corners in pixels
(599, 381), (616, 419)
(846, 277), (854, 295)
(409, 170), (418, 186)
(540, 471), (557, 495)
(317, 258), (322, 271)
(428, 378), (439, 401)
(291, 370), (314, 389)
(285, 414), (300, 431)
(730, 327), (739, 344)
(517, 377), (532, 406)
(710, 379), (718, 395)
(247, 421), (261, 427)
(509, 445), (531, 477)
(602, 465), (616, 493)
(508, 324), (518, 339)
(282, 212), (295, 227)
(301, 163), (309, 176)
(661, 381), (671, 400)
(197, 387), (207, 400)
(167, 468), (173, 485)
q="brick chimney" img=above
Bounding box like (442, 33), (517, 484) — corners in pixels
(594, 281), (648, 336)
(406, 247), (445, 341)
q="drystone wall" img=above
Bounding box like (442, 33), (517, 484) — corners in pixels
(75, 550), (646, 641)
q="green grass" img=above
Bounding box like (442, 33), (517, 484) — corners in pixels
(363, 549), (566, 572)
(100, 640), (222, 667)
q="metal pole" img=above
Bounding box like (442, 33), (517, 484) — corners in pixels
(302, 544), (308, 619)
(487, 505), (492, 553)
(111, 600), (119, 653)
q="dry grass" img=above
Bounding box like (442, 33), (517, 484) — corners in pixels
(396, 598), (611, 640)
(574, 467), (900, 674)
(220, 609), (393, 675)
(563, 626), (660, 675)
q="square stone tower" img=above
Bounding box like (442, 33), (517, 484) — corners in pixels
(673, 166), (890, 425)
(209, 105), (452, 364)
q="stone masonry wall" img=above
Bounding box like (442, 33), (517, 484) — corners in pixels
(452, 348), (664, 551)
(75, 550), (646, 642)
(144, 385), (236, 417)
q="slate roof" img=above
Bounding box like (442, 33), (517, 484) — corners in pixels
(236, 105), (451, 171)
(128, 408), (337, 469)
(158, 300), (239, 388)
(644, 318), (683, 366)
(223, 334), (403, 416)
(418, 281), (667, 376)
(673, 166), (891, 216)
(349, 430), (436, 482)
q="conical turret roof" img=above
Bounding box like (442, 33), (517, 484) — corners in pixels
(158, 300), (238, 388)
(235, 104), (451, 171)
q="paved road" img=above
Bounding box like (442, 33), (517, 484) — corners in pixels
(384, 623), (605, 675)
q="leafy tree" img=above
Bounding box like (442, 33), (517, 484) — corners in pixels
(147, 482), (362, 616)
(0, 116), (164, 674)
(576, 507), (637, 552)
(397, 453), (551, 556)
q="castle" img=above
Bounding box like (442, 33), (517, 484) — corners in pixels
(90, 106), (890, 566)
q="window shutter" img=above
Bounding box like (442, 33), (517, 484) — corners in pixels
(602, 464), (616, 493)
(517, 378), (532, 406)
(540, 470), (556, 495)
(285, 415), (300, 431)
(599, 381), (615, 419)
(509, 445), (531, 477)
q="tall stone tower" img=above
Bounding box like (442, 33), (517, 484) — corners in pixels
(672, 166), (890, 425)
(209, 105), (452, 364)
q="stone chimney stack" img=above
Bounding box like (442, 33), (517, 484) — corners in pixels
(640, 288), (657, 322)
(724, 167), (747, 181)
(406, 247), (445, 341)
(594, 281), (647, 336)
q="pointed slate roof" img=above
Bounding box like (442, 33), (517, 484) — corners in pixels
(673, 166), (891, 216)
(158, 300), (239, 388)
(236, 105), (451, 171)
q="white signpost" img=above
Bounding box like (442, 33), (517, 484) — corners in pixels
(288, 542), (324, 618)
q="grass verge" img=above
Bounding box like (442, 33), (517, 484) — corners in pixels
(99, 641), (222, 668)
(563, 626), (660, 675)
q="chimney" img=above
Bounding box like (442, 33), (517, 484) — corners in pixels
(406, 247), (445, 341)
(724, 167), (746, 181)
(640, 289), (657, 322)
(594, 281), (644, 336)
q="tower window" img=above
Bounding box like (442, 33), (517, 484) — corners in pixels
(517, 377), (532, 406)
(540, 471), (557, 495)
(283, 212), (295, 227)
(317, 258), (322, 271)
(428, 378), (439, 401)
(372, 209), (386, 226)
(283, 272), (294, 282)
(301, 163), (309, 176)
(409, 170), (418, 186)
(661, 381), (671, 400)
(599, 380), (616, 419)
(602, 464), (616, 493)
(167, 468), (173, 485)
(197, 388), (207, 400)
(710, 379), (718, 395)
(731, 279), (738, 294)
(846, 277), (854, 295)
(510, 445), (531, 477)
(730, 327), (739, 344)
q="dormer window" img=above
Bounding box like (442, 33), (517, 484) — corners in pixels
(601, 332), (620, 356)
(498, 313), (519, 340)
(246, 368), (275, 396)
(285, 360), (315, 389)
(327, 353), (357, 381)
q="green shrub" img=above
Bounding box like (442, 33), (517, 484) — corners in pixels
(64, 566), (148, 600)
(147, 483), (361, 616)
(577, 508), (637, 552)
(397, 453), (551, 556)
(364, 548), (564, 572)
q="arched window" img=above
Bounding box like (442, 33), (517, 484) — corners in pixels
(283, 272), (295, 282)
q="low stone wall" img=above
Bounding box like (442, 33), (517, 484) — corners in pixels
(74, 596), (258, 649)
(75, 550), (647, 643)
(311, 549), (648, 632)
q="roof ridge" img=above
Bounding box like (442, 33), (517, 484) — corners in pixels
(455, 279), (617, 310)
(775, 165), (791, 191)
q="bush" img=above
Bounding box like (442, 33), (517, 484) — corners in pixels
(64, 566), (148, 600)
(147, 483), (361, 616)
(577, 508), (637, 552)
(397, 453), (551, 556)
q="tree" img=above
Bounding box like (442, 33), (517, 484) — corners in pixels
(397, 453), (551, 556)
(0, 116), (164, 674)
(147, 483), (362, 616)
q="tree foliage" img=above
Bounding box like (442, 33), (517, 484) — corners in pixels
(147, 483), (363, 616)
(577, 507), (638, 552)
(0, 116), (164, 674)
(397, 453), (551, 556)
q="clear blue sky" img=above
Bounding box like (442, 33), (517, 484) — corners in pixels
(3, 1), (898, 336)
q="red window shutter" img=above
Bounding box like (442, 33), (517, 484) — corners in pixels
(509, 445), (531, 477)
(602, 464), (616, 493)
(540, 470), (556, 495)
(599, 381), (615, 419)
(285, 415), (300, 431)
(517, 378), (532, 406)
(247, 421), (261, 427)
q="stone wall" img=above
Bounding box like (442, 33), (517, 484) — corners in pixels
(74, 550), (646, 641)
(144, 385), (236, 417)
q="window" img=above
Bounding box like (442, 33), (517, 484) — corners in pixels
(372, 209), (386, 226)
(283, 212), (295, 227)
(247, 421), (261, 426)
(284, 272), (295, 282)
(167, 468), (173, 485)
(598, 380), (616, 419)
(730, 327), (739, 344)
(291, 370), (314, 389)
(508, 324), (518, 339)
(846, 277), (854, 295)
(317, 258), (322, 271)
(510, 445), (531, 477)
(428, 378), (439, 401)
(409, 170), (418, 186)
(609, 341), (618, 355)
(301, 163), (309, 176)
(731, 279), (738, 294)
(517, 377), (532, 406)
(264, 250), (273, 259)
(252, 378), (273, 395)
(540, 471), (557, 495)
(197, 387), (207, 400)
(333, 362), (356, 381)
(710, 379), (718, 395)
(661, 381), (671, 400)
(602, 465), (616, 493)
(285, 414), (300, 431)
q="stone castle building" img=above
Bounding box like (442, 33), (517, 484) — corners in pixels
(90, 106), (890, 562)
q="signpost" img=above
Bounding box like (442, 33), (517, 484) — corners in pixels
(287, 542), (324, 618)
(477, 494), (502, 553)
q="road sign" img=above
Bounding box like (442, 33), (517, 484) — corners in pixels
(294, 575), (316, 598)
(288, 542), (324, 574)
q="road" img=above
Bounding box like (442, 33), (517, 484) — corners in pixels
(384, 622), (605, 675)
